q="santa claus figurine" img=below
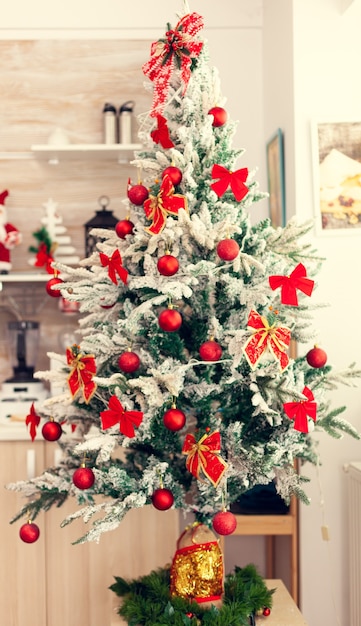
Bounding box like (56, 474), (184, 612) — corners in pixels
(0, 190), (22, 273)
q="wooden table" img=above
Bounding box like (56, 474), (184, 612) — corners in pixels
(257, 580), (308, 625)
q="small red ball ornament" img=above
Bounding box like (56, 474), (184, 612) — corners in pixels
(306, 346), (327, 368)
(199, 340), (223, 362)
(118, 350), (141, 374)
(157, 254), (179, 276)
(263, 608), (271, 617)
(127, 184), (149, 206)
(162, 166), (183, 186)
(163, 407), (186, 431)
(115, 219), (134, 239)
(216, 239), (240, 261)
(158, 308), (182, 332)
(42, 419), (62, 442)
(208, 106), (228, 127)
(212, 510), (237, 536)
(46, 277), (64, 298)
(72, 466), (95, 490)
(151, 487), (174, 510)
(19, 522), (40, 544)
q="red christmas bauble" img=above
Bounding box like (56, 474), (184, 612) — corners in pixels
(163, 407), (186, 431)
(151, 487), (174, 511)
(42, 420), (62, 442)
(157, 254), (179, 276)
(199, 340), (223, 362)
(128, 184), (149, 206)
(46, 277), (64, 298)
(118, 351), (141, 373)
(158, 308), (182, 332)
(162, 166), (183, 186)
(216, 239), (240, 261)
(263, 608), (271, 617)
(19, 522), (40, 543)
(72, 467), (95, 490)
(208, 106), (228, 127)
(306, 346), (327, 368)
(115, 219), (134, 239)
(212, 511), (237, 536)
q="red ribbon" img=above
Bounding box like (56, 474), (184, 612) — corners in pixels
(142, 12), (204, 116)
(34, 242), (54, 274)
(144, 175), (187, 235)
(210, 164), (249, 202)
(269, 263), (315, 306)
(26, 402), (41, 441)
(100, 249), (128, 285)
(283, 386), (317, 433)
(243, 309), (291, 371)
(182, 431), (228, 487)
(66, 345), (97, 404)
(150, 115), (175, 149)
(100, 395), (143, 438)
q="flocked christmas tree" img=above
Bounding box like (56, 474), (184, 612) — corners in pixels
(9, 4), (360, 601)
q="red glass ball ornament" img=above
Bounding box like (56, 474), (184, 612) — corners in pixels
(199, 340), (223, 362)
(42, 420), (62, 442)
(127, 184), (149, 206)
(263, 608), (271, 617)
(163, 407), (186, 431)
(306, 346), (327, 368)
(158, 308), (182, 332)
(46, 277), (64, 298)
(151, 487), (174, 511)
(118, 351), (141, 374)
(162, 166), (183, 186)
(115, 219), (134, 239)
(157, 254), (179, 276)
(212, 511), (237, 536)
(19, 522), (40, 544)
(216, 239), (240, 261)
(72, 467), (95, 490)
(208, 106), (228, 127)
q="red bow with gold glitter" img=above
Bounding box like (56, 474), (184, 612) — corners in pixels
(100, 395), (143, 438)
(150, 115), (175, 149)
(142, 12), (204, 116)
(243, 309), (291, 371)
(100, 249), (128, 285)
(210, 164), (249, 202)
(26, 402), (41, 441)
(182, 431), (228, 487)
(66, 344), (97, 403)
(144, 175), (187, 235)
(269, 263), (314, 306)
(283, 386), (317, 433)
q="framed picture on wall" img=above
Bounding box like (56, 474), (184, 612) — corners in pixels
(312, 120), (361, 235)
(266, 128), (286, 227)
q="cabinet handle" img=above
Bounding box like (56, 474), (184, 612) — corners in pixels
(27, 449), (36, 479)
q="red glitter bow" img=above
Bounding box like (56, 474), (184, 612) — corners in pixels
(26, 402), (41, 441)
(142, 12), (204, 116)
(283, 386), (317, 433)
(150, 115), (175, 149)
(144, 175), (187, 235)
(269, 263), (315, 306)
(100, 395), (143, 438)
(182, 431), (228, 487)
(210, 164), (249, 202)
(66, 345), (97, 404)
(243, 309), (291, 371)
(100, 249), (128, 285)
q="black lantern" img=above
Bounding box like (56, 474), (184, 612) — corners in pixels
(84, 195), (119, 257)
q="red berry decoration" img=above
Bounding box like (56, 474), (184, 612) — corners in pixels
(127, 183), (149, 206)
(19, 522), (40, 544)
(115, 219), (134, 239)
(157, 254), (179, 276)
(158, 308), (182, 332)
(162, 166), (183, 186)
(163, 407), (186, 431)
(72, 466), (95, 490)
(216, 238), (240, 261)
(118, 350), (141, 374)
(46, 277), (64, 298)
(212, 510), (237, 536)
(263, 608), (271, 617)
(306, 345), (327, 368)
(208, 106), (228, 127)
(151, 487), (174, 511)
(199, 340), (223, 362)
(42, 419), (62, 442)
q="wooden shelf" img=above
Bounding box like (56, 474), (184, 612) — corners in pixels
(0, 272), (49, 284)
(31, 143), (142, 163)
